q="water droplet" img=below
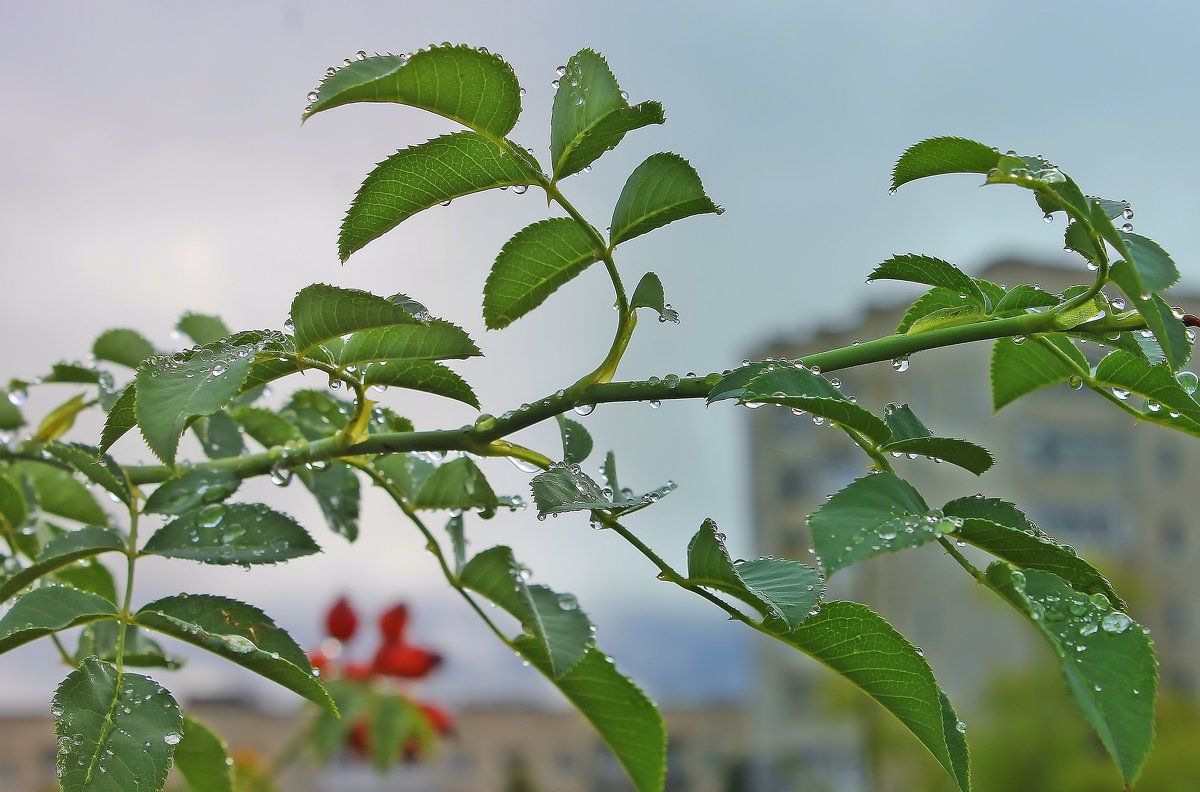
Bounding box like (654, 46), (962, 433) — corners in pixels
(1111, 388), (1129, 401)
(163, 732), (182, 746)
(1176, 371), (1198, 393)
(1012, 335), (1026, 345)
(1068, 375), (1084, 390)
(1121, 223), (1134, 233)
(1101, 612), (1132, 634)
(955, 721), (967, 734)
(355, 50), (367, 60)
(555, 65), (567, 76)
(270, 463), (293, 487)
(1043, 212), (1054, 223)
(7, 389), (27, 406)
(648, 400), (661, 409)
(198, 503), (225, 529)
(551, 79), (560, 89)
(573, 403), (595, 416)
(1111, 297), (1126, 311)
(513, 185), (528, 195)
(891, 356), (910, 372)
(508, 457), (540, 474)
(342, 58), (353, 67)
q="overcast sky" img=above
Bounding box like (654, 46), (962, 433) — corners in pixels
(3, 2), (1199, 710)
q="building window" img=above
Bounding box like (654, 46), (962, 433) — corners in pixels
(1029, 504), (1123, 551)
(1161, 513), (1186, 555)
(1017, 426), (1128, 473)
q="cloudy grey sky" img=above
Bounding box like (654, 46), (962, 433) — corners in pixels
(2, 2), (1199, 709)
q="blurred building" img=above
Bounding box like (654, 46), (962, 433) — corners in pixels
(746, 259), (1200, 791)
(0, 697), (747, 792)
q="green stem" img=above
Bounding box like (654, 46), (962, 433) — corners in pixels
(937, 537), (988, 584)
(114, 504), (140, 672)
(121, 310), (1068, 486)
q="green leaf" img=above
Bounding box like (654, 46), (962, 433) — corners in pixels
(740, 365), (891, 443)
(515, 639), (664, 792)
(339, 132), (540, 261)
(881, 403), (930, 442)
(609, 152), (722, 247)
(304, 45), (522, 138)
(192, 411), (245, 459)
(601, 451), (620, 494)
(368, 693), (419, 771)
(0, 527), (124, 602)
(0, 586), (117, 654)
(33, 393), (90, 442)
(895, 288), (973, 333)
(868, 254), (985, 308)
(412, 457), (497, 511)
(550, 48), (665, 181)
(99, 383), (137, 455)
(92, 328), (156, 369)
(991, 284), (1060, 314)
(555, 414), (593, 464)
(290, 284), (422, 355)
(808, 473), (963, 575)
(777, 601), (970, 791)
(529, 462), (643, 516)
(877, 404), (994, 474)
(143, 469), (241, 516)
(142, 503), (320, 565)
(904, 305), (983, 335)
(53, 658), (182, 791)
(1094, 349), (1200, 424)
(1117, 231), (1180, 296)
(338, 320), (479, 365)
(44, 443), (131, 506)
(987, 564), (1155, 784)
(629, 272), (678, 323)
(371, 454), (436, 501)
(135, 594), (335, 714)
(685, 519), (823, 629)
(53, 559), (118, 604)
(177, 313), (231, 346)
(299, 463), (360, 542)
(0, 391), (23, 431)
(0, 472), (30, 538)
(361, 360), (479, 408)
(990, 335), (1087, 411)
(174, 716), (235, 792)
(1108, 265), (1191, 370)
(135, 334), (278, 464)
(231, 406), (301, 449)
(943, 495), (1123, 608)
(445, 513), (467, 574)
(707, 361), (777, 404)
(461, 545), (594, 677)
(43, 363), (105, 385)
(75, 621), (182, 669)
(11, 461), (108, 525)
(891, 136), (999, 190)
(482, 218), (603, 330)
